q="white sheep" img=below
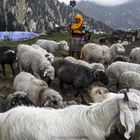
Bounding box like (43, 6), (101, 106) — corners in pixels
(65, 56), (105, 71)
(35, 39), (69, 54)
(17, 44), (55, 80)
(88, 86), (109, 103)
(14, 72), (63, 108)
(0, 92), (140, 140)
(107, 61), (140, 90)
(129, 47), (140, 64)
(108, 89), (140, 140)
(80, 43), (125, 66)
(119, 71), (140, 91)
(31, 44), (55, 63)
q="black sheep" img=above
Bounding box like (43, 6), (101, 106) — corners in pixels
(52, 58), (108, 104)
(7, 91), (35, 110)
(0, 46), (16, 77)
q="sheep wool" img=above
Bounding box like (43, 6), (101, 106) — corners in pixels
(0, 93), (140, 140)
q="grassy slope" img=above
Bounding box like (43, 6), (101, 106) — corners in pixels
(0, 31), (138, 55)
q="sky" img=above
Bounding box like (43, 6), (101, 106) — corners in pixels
(58, 0), (133, 6)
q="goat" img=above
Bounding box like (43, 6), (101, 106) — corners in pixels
(0, 91), (140, 140)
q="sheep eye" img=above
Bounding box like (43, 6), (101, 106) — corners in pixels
(48, 71), (52, 73)
(53, 101), (57, 105)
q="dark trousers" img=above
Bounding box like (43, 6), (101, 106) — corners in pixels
(69, 36), (85, 59)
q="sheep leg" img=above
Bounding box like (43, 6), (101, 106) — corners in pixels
(47, 79), (52, 87)
(10, 64), (15, 76)
(59, 80), (66, 94)
(1, 64), (6, 77)
(18, 58), (23, 72)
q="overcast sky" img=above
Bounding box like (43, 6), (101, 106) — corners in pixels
(58, 0), (133, 6)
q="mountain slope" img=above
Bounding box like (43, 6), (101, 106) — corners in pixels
(77, 0), (140, 29)
(0, 0), (112, 33)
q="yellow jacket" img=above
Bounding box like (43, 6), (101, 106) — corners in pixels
(71, 15), (85, 35)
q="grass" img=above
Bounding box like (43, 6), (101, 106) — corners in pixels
(0, 32), (72, 50)
(0, 32), (99, 49)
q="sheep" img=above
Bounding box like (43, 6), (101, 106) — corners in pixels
(119, 71), (140, 91)
(6, 91), (35, 110)
(107, 61), (140, 91)
(52, 58), (108, 104)
(17, 44), (55, 81)
(0, 46), (16, 77)
(107, 89), (140, 140)
(14, 72), (64, 108)
(121, 89), (140, 140)
(0, 91), (140, 140)
(65, 56), (105, 71)
(129, 89), (140, 96)
(88, 86), (109, 103)
(31, 44), (55, 63)
(129, 47), (140, 64)
(35, 39), (69, 54)
(80, 43), (125, 66)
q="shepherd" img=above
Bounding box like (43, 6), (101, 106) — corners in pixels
(70, 14), (86, 59)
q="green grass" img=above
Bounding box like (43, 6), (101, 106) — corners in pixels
(0, 32), (72, 49)
(0, 38), (37, 50)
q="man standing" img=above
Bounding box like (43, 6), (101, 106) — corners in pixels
(70, 14), (86, 59)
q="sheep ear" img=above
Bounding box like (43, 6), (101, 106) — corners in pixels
(119, 100), (135, 139)
(45, 54), (49, 57)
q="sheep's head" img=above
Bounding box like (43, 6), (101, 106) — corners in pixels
(115, 43), (125, 55)
(4, 50), (17, 63)
(7, 91), (34, 109)
(42, 89), (64, 109)
(43, 65), (55, 80)
(118, 89), (140, 139)
(45, 53), (55, 63)
(93, 70), (108, 85)
(89, 86), (109, 103)
(58, 40), (69, 51)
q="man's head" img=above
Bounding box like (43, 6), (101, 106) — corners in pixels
(74, 14), (83, 23)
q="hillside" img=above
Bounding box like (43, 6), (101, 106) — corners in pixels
(0, 0), (112, 33)
(77, 0), (140, 29)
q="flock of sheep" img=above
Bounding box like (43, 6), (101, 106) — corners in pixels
(0, 37), (140, 140)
